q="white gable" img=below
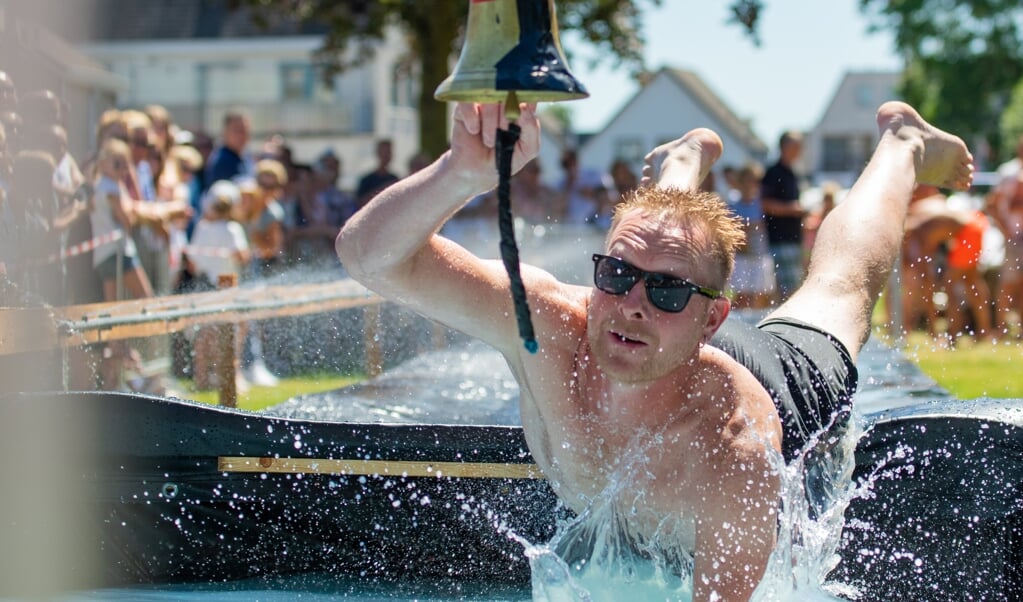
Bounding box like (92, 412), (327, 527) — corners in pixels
(578, 69), (766, 180)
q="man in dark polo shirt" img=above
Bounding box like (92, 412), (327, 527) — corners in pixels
(355, 138), (400, 210)
(761, 130), (807, 301)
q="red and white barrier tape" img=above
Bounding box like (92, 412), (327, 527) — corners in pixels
(29, 230), (124, 265)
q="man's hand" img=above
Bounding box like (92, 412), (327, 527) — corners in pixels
(448, 102), (541, 193)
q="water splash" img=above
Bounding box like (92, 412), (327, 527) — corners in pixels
(510, 412), (874, 601)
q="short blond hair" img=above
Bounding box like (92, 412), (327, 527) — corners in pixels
(610, 186), (746, 286)
(168, 144), (203, 173)
(98, 137), (130, 163)
(255, 158), (288, 187)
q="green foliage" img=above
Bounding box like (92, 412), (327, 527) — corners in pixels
(858, 0), (1023, 164)
(231, 0), (663, 157)
(999, 77), (1023, 157)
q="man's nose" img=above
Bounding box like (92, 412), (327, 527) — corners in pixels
(617, 281), (649, 319)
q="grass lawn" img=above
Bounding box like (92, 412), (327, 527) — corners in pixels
(172, 332), (1023, 413)
(176, 373), (365, 412)
(882, 330), (1023, 399)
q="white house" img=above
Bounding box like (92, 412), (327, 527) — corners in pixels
(578, 67), (768, 185)
(68, 0), (418, 190)
(0, 3), (126, 161)
(804, 71), (900, 187)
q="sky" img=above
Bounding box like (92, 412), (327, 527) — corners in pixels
(560, 0), (903, 147)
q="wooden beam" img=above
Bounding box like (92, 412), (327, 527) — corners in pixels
(0, 307), (61, 356)
(218, 456), (546, 480)
(0, 281), (383, 355)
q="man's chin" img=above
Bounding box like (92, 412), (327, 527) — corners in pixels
(593, 345), (656, 384)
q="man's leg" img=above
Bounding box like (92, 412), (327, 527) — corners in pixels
(766, 102), (973, 361)
(643, 128), (723, 191)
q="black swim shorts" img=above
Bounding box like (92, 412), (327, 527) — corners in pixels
(710, 316), (858, 462)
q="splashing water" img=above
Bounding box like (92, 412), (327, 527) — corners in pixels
(505, 412), (878, 601)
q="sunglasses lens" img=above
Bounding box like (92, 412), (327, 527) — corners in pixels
(648, 285), (692, 313)
(594, 256), (637, 295)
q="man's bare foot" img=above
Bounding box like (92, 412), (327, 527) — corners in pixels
(641, 128), (723, 190)
(876, 101), (974, 191)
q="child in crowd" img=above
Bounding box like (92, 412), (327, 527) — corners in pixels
(727, 162), (776, 309)
(189, 180), (250, 390)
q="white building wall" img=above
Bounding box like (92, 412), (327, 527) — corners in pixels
(79, 32), (419, 192)
(805, 71), (899, 186)
(579, 73), (763, 180)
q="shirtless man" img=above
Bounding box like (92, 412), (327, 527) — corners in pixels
(335, 101), (973, 600)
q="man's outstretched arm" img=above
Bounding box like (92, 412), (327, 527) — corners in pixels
(335, 102), (545, 352)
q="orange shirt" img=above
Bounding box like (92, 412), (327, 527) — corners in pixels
(947, 211), (987, 270)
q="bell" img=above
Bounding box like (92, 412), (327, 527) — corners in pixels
(435, 0), (589, 104)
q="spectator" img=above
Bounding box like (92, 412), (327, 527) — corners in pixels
(205, 110), (252, 189)
(8, 151), (62, 304)
(802, 180), (840, 265)
(240, 159), (288, 386)
(0, 71), (16, 113)
(241, 159), (288, 277)
(727, 162), (776, 309)
(355, 138), (399, 209)
(144, 104), (176, 159)
(89, 138), (154, 389)
(509, 158), (564, 225)
(189, 180), (250, 391)
(905, 189), (994, 344)
(90, 138), (153, 302)
(291, 161), (337, 265)
(0, 111), (23, 155)
(407, 151), (431, 176)
(315, 149), (356, 229)
(123, 109), (174, 295)
(761, 130), (808, 302)
(600, 158), (639, 228)
(559, 148), (611, 226)
(991, 135), (1023, 339)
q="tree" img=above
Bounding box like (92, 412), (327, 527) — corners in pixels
(236, 0), (667, 160)
(733, 0), (1023, 164)
(861, 0), (1023, 164)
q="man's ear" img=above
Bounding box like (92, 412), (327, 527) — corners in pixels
(702, 296), (731, 342)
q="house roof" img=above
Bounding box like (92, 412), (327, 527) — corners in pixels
(661, 67), (767, 156)
(595, 66), (767, 157)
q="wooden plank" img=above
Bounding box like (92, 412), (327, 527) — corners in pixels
(0, 281), (384, 354)
(0, 307), (61, 355)
(218, 456), (546, 480)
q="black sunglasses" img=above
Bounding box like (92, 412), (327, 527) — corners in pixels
(592, 254), (721, 313)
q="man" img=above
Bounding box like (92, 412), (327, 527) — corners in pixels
(355, 138), (399, 209)
(336, 101), (973, 600)
(761, 130), (807, 302)
(205, 110), (252, 190)
(314, 149), (356, 229)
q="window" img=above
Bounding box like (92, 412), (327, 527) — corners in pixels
(391, 61), (417, 108)
(280, 64), (310, 101)
(614, 137), (644, 167)
(822, 136), (853, 171)
(280, 63), (334, 103)
(854, 84), (873, 110)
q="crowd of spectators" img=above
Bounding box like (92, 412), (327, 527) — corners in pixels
(0, 70), (423, 393)
(2, 69), (1020, 394)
